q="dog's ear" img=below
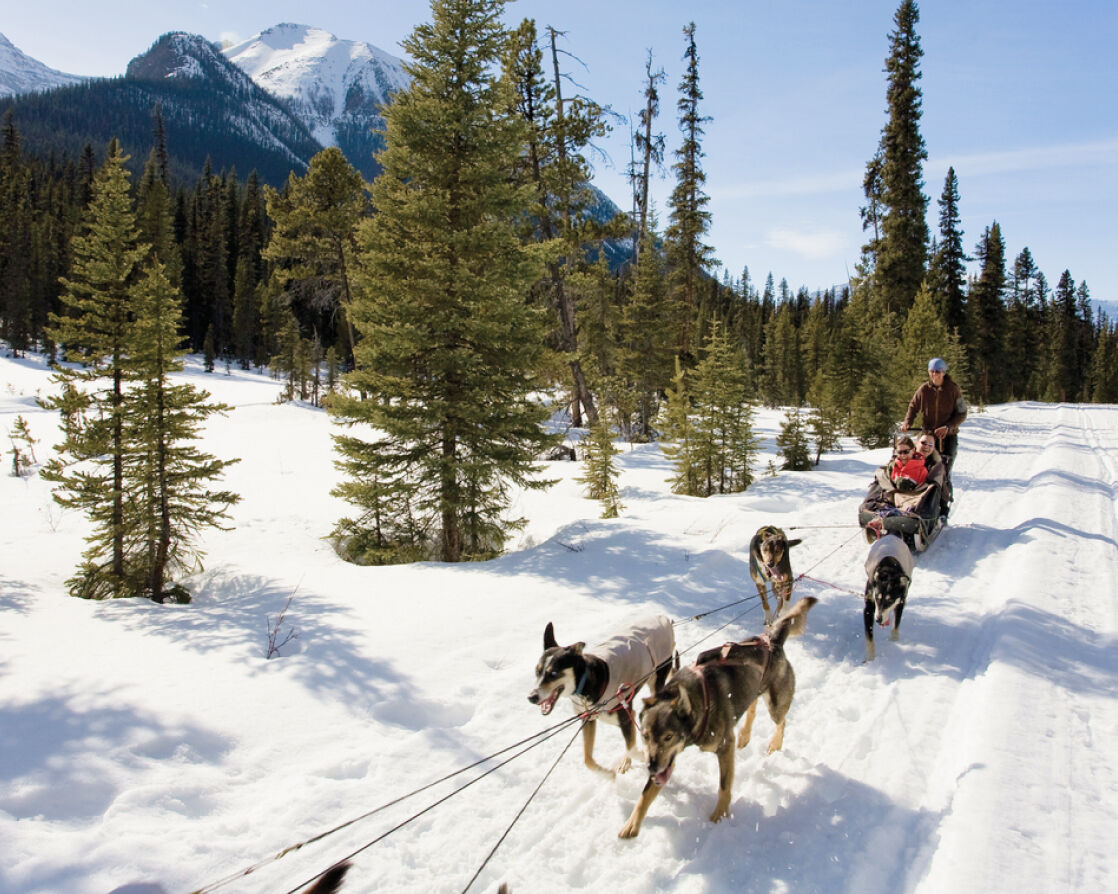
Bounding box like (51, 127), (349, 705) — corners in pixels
(672, 650), (681, 672)
(673, 685), (692, 716)
(899, 575), (910, 589)
(572, 641), (586, 655)
(787, 538), (803, 548)
(642, 694), (659, 709)
(543, 622), (557, 650)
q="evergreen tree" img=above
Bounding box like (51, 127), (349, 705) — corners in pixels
(899, 280), (969, 398)
(928, 166), (967, 336)
(664, 22), (716, 360)
(1088, 317), (1118, 403)
(967, 221), (1007, 403)
(616, 223), (673, 440)
(760, 305), (802, 407)
(776, 409), (812, 471)
(871, 0), (929, 314)
(1044, 270), (1078, 402)
(0, 111), (34, 353)
(331, 0), (555, 564)
(123, 260), (239, 602)
(506, 19), (611, 426)
(689, 322), (757, 495)
(1004, 247), (1042, 399)
(41, 141), (150, 599)
(659, 356), (700, 496)
(577, 420), (624, 518)
(263, 147), (370, 365)
(630, 51), (666, 265)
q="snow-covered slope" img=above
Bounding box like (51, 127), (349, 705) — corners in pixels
(224, 23), (408, 168)
(2, 348), (1116, 894)
(0, 32), (85, 97)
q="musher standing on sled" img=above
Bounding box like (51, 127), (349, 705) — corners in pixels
(900, 357), (967, 473)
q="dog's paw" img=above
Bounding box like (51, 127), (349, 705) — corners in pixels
(709, 805), (731, 823)
(613, 756), (632, 775)
(889, 630), (900, 642)
(618, 817), (642, 839)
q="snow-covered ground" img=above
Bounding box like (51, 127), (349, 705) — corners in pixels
(2, 351), (1116, 894)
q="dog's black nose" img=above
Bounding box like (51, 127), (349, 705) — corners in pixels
(527, 692), (539, 704)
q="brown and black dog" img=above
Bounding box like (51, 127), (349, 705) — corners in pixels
(618, 597), (816, 838)
(749, 525), (803, 624)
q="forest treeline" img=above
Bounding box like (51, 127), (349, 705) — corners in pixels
(3, 0), (1117, 577)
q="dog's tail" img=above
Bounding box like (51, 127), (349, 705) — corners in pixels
(770, 596), (818, 645)
(302, 862), (351, 894)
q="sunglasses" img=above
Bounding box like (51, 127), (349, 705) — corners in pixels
(896, 449), (912, 456)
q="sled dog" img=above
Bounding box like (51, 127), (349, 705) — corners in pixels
(749, 525), (803, 623)
(619, 597), (816, 838)
(528, 616), (675, 776)
(863, 534), (913, 662)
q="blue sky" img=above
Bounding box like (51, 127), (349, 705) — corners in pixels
(5, 0), (1116, 304)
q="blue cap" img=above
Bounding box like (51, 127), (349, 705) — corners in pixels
(928, 357), (947, 373)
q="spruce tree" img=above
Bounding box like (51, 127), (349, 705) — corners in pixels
(577, 420), (624, 518)
(123, 260), (239, 602)
(41, 141), (150, 599)
(263, 147), (370, 365)
(664, 22), (716, 360)
(631, 51), (667, 265)
(616, 223), (673, 440)
(776, 409), (812, 471)
(670, 322), (757, 496)
(871, 0), (929, 314)
(331, 0), (555, 564)
(967, 222), (1007, 403)
(928, 167), (967, 336)
(659, 356), (700, 496)
(505, 19), (610, 426)
(1044, 270), (1078, 402)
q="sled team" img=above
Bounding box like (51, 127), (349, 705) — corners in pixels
(523, 356), (967, 839)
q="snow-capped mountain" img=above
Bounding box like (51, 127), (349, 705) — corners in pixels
(0, 32), (85, 97)
(224, 23), (409, 178)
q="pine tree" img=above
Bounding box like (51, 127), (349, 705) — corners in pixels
(331, 0), (555, 564)
(664, 22), (716, 360)
(659, 356), (700, 496)
(871, 0), (929, 315)
(616, 223), (673, 440)
(1004, 247), (1042, 399)
(630, 51), (667, 265)
(577, 420), (624, 518)
(899, 280), (969, 398)
(41, 141), (150, 599)
(672, 322), (757, 496)
(505, 20), (610, 426)
(263, 147), (370, 365)
(1044, 270), (1078, 402)
(928, 167), (967, 336)
(776, 409), (812, 471)
(967, 221), (1007, 403)
(123, 260), (239, 602)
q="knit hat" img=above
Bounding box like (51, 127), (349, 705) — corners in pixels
(928, 357), (947, 373)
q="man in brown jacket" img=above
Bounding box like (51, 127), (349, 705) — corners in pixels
(900, 357), (967, 472)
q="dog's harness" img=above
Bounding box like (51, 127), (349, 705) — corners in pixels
(686, 634), (775, 744)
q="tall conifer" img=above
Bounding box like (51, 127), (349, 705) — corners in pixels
(871, 0), (929, 314)
(331, 0), (554, 564)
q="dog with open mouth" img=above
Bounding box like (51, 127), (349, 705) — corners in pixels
(528, 616), (675, 776)
(618, 597), (816, 838)
(749, 525), (803, 624)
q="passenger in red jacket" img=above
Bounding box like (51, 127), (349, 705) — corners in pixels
(889, 437), (928, 490)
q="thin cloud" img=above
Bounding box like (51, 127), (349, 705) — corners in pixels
(719, 137), (1118, 201)
(929, 138), (1118, 178)
(764, 227), (846, 260)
